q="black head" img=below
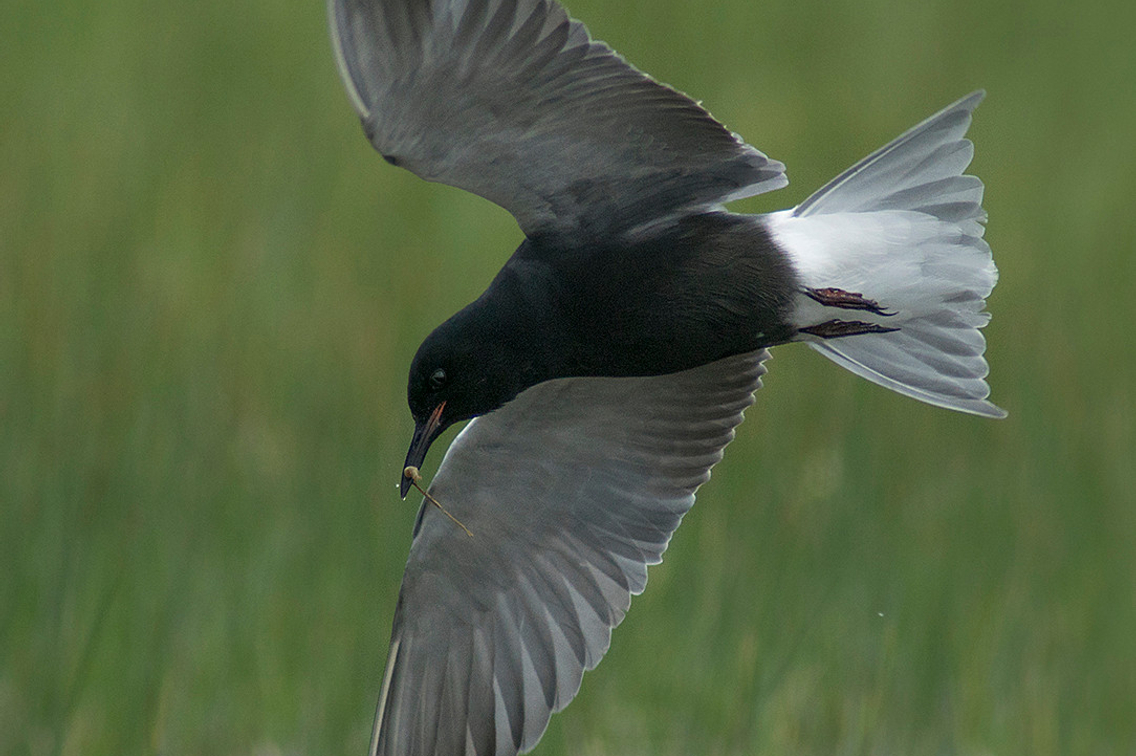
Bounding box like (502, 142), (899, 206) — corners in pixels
(400, 309), (542, 497)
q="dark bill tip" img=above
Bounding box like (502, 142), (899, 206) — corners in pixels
(399, 402), (446, 499)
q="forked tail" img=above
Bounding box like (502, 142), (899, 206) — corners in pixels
(765, 91), (1006, 418)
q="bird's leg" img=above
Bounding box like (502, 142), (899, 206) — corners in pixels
(805, 286), (895, 316)
(403, 466), (474, 538)
(799, 319), (900, 339)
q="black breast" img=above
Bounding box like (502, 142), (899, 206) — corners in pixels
(504, 212), (800, 379)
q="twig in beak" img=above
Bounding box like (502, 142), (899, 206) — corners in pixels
(403, 466), (473, 538)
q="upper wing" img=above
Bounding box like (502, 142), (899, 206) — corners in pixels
(329, 0), (786, 240)
(370, 350), (769, 756)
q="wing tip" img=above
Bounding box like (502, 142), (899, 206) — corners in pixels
(328, 0), (374, 119)
(369, 634), (402, 756)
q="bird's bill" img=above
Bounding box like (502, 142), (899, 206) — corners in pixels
(400, 402), (446, 498)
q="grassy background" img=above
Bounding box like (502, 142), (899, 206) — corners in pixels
(3, 0), (1134, 753)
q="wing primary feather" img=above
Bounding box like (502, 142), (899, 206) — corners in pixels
(327, 0), (370, 117)
(514, 571), (560, 711)
(369, 635), (401, 756)
(453, 0), (491, 56)
(491, 0), (550, 67)
(471, 0), (520, 64)
(491, 595), (528, 753)
(525, 550), (589, 668)
(467, 625), (498, 755)
(433, 626), (473, 756)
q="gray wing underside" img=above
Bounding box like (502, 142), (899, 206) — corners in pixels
(329, 0), (786, 239)
(370, 350), (769, 756)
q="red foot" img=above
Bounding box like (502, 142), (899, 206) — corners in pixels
(799, 319), (900, 339)
(806, 287), (895, 316)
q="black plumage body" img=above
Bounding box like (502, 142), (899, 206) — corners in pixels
(409, 213), (799, 425)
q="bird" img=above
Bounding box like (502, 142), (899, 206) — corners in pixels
(326, 0), (1005, 753)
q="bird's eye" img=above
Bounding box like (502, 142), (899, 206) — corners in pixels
(428, 368), (447, 392)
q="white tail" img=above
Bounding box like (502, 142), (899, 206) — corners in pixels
(764, 91), (1006, 418)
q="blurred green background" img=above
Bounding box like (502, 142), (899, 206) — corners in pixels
(3, 0), (1134, 753)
